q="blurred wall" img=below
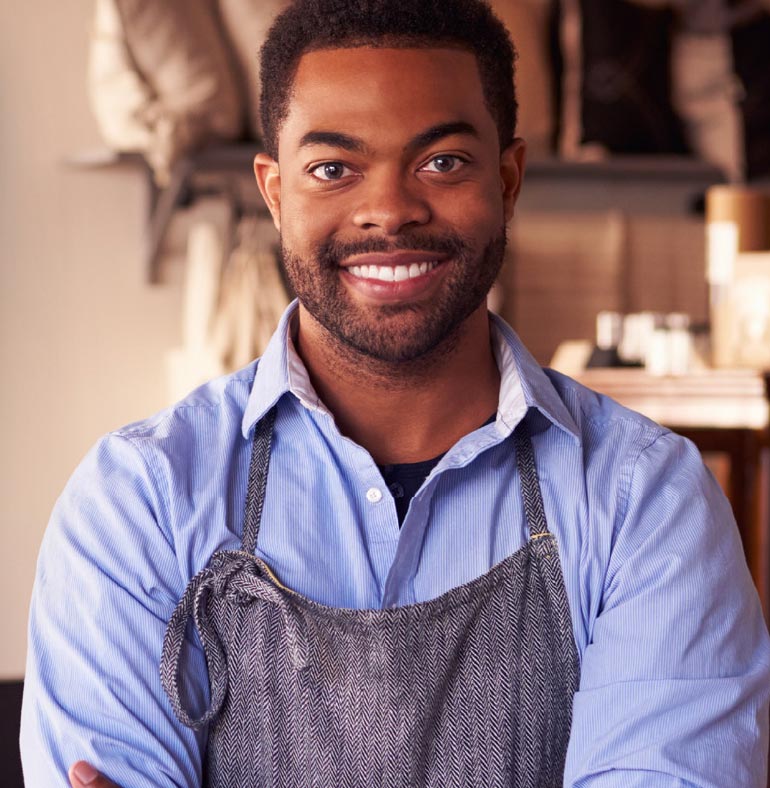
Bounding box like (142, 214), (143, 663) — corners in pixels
(0, 0), (184, 678)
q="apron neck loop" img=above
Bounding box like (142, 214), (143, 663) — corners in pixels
(241, 407), (551, 547)
(513, 422), (551, 541)
(241, 406), (277, 554)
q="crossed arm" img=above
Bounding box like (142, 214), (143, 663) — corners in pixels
(22, 432), (770, 787)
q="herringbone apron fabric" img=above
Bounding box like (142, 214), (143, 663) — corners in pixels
(161, 408), (580, 787)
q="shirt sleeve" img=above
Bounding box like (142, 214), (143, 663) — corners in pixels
(20, 433), (207, 788)
(564, 430), (770, 787)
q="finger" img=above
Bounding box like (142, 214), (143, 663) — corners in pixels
(68, 760), (120, 788)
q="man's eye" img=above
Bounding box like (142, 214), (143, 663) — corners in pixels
(421, 155), (465, 174)
(309, 162), (353, 181)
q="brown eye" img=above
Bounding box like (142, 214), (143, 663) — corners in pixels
(432, 156), (456, 172)
(310, 162), (352, 180)
(421, 155), (466, 174)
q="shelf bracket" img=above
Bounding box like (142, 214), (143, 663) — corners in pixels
(144, 158), (194, 284)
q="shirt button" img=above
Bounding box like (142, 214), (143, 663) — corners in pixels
(366, 487), (383, 503)
(389, 482), (404, 499)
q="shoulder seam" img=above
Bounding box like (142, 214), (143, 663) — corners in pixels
(113, 431), (180, 564)
(115, 366), (258, 440)
(614, 426), (676, 540)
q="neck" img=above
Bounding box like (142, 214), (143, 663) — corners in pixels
(294, 304), (500, 464)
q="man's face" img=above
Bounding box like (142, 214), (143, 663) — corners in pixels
(257, 46), (524, 363)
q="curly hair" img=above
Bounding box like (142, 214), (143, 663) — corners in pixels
(258, 0), (517, 160)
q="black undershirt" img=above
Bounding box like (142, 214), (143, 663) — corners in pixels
(377, 413), (497, 526)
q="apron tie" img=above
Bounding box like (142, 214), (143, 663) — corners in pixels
(160, 550), (309, 729)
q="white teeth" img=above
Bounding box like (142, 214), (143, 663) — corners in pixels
(346, 261), (439, 281)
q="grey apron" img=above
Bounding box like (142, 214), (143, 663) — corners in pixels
(161, 408), (580, 787)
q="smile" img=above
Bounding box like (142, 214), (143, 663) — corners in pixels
(346, 261), (440, 282)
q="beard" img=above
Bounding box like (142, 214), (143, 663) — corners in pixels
(279, 226), (507, 365)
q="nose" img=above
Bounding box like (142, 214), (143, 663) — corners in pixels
(351, 169), (431, 235)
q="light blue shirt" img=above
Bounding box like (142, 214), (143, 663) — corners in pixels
(21, 302), (770, 787)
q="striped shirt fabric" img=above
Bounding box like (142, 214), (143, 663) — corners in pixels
(21, 301), (770, 787)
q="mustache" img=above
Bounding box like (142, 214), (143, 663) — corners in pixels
(315, 232), (470, 270)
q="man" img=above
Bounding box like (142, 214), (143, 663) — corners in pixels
(21, 0), (770, 785)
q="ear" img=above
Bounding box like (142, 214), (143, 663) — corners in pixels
(500, 138), (526, 224)
(254, 153), (282, 232)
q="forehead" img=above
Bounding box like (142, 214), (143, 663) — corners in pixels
(279, 46), (496, 151)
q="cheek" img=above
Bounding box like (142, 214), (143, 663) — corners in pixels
(279, 194), (340, 254)
(433, 184), (504, 239)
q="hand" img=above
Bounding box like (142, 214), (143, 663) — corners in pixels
(69, 761), (121, 788)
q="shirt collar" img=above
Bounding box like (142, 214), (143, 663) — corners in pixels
(241, 301), (326, 437)
(242, 300), (580, 443)
(489, 313), (580, 443)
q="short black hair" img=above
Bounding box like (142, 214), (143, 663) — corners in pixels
(259, 0), (517, 160)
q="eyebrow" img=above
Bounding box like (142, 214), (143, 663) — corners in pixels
(297, 121), (479, 156)
(406, 121), (479, 153)
(298, 131), (369, 153)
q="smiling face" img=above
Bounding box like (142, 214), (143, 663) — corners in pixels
(255, 46), (524, 365)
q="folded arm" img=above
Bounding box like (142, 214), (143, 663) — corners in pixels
(20, 434), (206, 788)
(564, 432), (770, 787)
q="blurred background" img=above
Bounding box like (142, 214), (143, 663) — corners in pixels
(2, 0), (770, 784)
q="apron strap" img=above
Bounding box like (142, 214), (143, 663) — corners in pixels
(513, 425), (550, 540)
(241, 406), (549, 547)
(241, 406), (277, 554)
